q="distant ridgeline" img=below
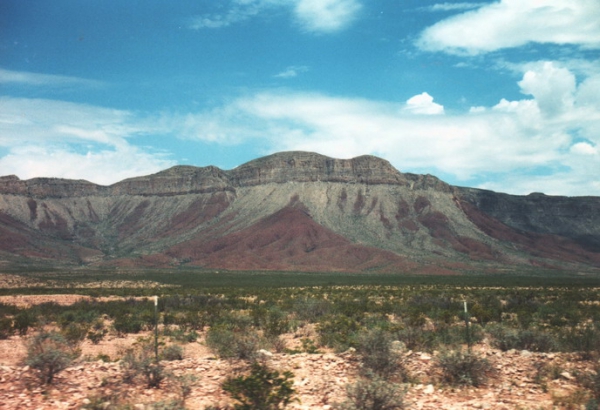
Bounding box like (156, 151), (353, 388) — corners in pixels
(1, 151), (599, 274)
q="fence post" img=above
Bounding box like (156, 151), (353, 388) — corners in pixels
(154, 296), (159, 362)
(464, 300), (471, 349)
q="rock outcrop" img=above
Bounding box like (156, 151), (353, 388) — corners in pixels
(0, 151), (599, 273)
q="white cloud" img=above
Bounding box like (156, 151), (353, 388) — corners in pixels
(0, 145), (174, 186)
(0, 68), (102, 88)
(0, 97), (175, 184)
(3, 62), (599, 195)
(293, 0), (362, 33)
(275, 65), (309, 78)
(174, 62), (600, 195)
(417, 0), (600, 54)
(188, 0), (264, 29)
(570, 142), (597, 155)
(404, 92), (445, 115)
(576, 74), (600, 108)
(0, 97), (137, 147)
(188, 0), (361, 33)
(518, 62), (576, 116)
(421, 3), (483, 12)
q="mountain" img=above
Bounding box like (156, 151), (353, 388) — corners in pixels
(1, 151), (599, 274)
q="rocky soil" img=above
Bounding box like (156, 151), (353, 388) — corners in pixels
(1, 328), (598, 409)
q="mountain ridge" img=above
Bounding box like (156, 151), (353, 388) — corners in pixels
(1, 151), (599, 274)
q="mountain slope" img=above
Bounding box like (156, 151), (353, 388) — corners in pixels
(0, 152), (599, 273)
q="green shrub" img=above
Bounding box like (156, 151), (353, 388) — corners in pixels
(433, 323), (484, 347)
(487, 324), (557, 352)
(578, 364), (600, 403)
(164, 327), (198, 343)
(0, 317), (13, 339)
(113, 315), (144, 335)
(173, 374), (197, 408)
(120, 341), (167, 388)
(300, 338), (319, 354)
(221, 362), (296, 410)
(533, 362), (563, 391)
(293, 298), (330, 322)
(393, 326), (438, 352)
(335, 377), (406, 410)
(87, 329), (108, 344)
(560, 323), (600, 359)
(436, 349), (491, 387)
(61, 322), (88, 344)
(161, 344), (184, 361)
(150, 399), (186, 410)
(206, 326), (261, 360)
(356, 329), (407, 381)
(13, 310), (36, 336)
(317, 314), (360, 352)
(176, 311), (207, 332)
(25, 330), (78, 384)
(262, 307), (292, 337)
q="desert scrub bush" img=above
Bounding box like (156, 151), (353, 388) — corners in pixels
(468, 298), (502, 325)
(533, 361), (564, 392)
(393, 326), (438, 353)
(87, 318), (108, 344)
(560, 323), (600, 359)
(578, 364), (600, 405)
(120, 340), (168, 388)
(221, 362), (297, 410)
(112, 314), (145, 335)
(162, 325), (199, 343)
(356, 329), (408, 381)
(206, 325), (262, 360)
(13, 310), (36, 336)
(334, 376), (406, 410)
(171, 373), (198, 408)
(433, 322), (484, 347)
(173, 310), (207, 332)
(293, 297), (331, 323)
(0, 316), (13, 339)
(552, 388), (593, 410)
(161, 344), (184, 361)
(61, 322), (89, 344)
(25, 330), (79, 384)
(58, 309), (99, 328)
(317, 314), (361, 352)
(487, 323), (558, 352)
(436, 349), (491, 387)
(253, 306), (292, 337)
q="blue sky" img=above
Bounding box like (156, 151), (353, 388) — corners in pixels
(1, 0), (599, 195)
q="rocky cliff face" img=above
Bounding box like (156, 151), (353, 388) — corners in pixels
(0, 151), (599, 273)
(459, 188), (600, 252)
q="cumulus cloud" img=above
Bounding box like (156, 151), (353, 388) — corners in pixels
(417, 0), (600, 54)
(404, 92), (445, 115)
(570, 142), (597, 155)
(188, 0), (361, 33)
(173, 61), (599, 195)
(518, 62), (576, 116)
